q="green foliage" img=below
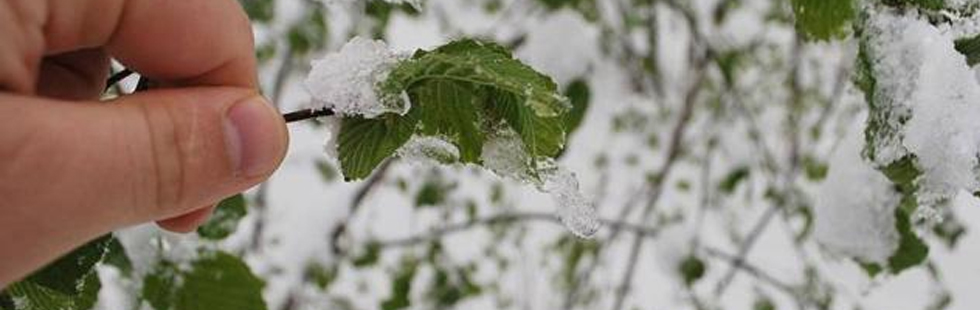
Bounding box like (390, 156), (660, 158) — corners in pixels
(238, 0), (274, 23)
(536, 0), (599, 21)
(142, 251), (267, 310)
(339, 110), (419, 180)
(338, 39), (570, 180)
(288, 6), (329, 56)
(352, 242), (383, 267)
(954, 34), (980, 66)
(887, 208), (929, 272)
(381, 259), (419, 310)
(197, 194), (247, 240)
(754, 297), (776, 310)
(427, 267), (482, 308)
(679, 255), (707, 286)
(803, 156), (829, 181)
(882, 0), (946, 10)
(2, 235), (113, 310)
(791, 0), (854, 41)
(719, 166), (751, 193)
(304, 262), (338, 290)
(563, 79), (591, 138)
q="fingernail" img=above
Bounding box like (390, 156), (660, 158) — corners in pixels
(224, 96), (286, 177)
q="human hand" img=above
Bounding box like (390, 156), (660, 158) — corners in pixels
(0, 0), (288, 285)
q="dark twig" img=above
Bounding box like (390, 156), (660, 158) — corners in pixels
(283, 108), (336, 123)
(329, 159), (395, 255)
(104, 69), (134, 92)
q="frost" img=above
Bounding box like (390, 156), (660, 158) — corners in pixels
(866, 11), (980, 209)
(481, 128), (600, 238)
(304, 37), (408, 118)
(321, 117), (341, 165)
(396, 136), (461, 165)
(814, 120), (900, 264)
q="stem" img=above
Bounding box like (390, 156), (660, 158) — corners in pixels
(283, 108), (335, 123)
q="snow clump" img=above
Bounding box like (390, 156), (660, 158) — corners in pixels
(304, 37), (407, 118)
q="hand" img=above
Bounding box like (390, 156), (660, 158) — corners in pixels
(0, 0), (288, 285)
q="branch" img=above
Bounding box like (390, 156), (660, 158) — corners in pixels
(329, 159), (395, 254)
(364, 212), (661, 249)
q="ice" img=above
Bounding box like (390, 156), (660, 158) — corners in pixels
(396, 135), (461, 165)
(481, 128), (600, 238)
(304, 37), (408, 118)
(814, 120), (900, 265)
(480, 128), (535, 183)
(867, 11), (980, 210)
(321, 117), (341, 166)
(538, 162), (601, 238)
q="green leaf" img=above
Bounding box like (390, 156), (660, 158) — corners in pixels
(143, 251), (267, 310)
(383, 39), (569, 118)
(753, 297), (776, 310)
(238, 0), (274, 22)
(802, 156), (829, 181)
(381, 259), (418, 310)
(679, 255), (706, 286)
(427, 267), (482, 307)
(563, 79), (591, 138)
(197, 194), (248, 240)
(338, 110), (419, 180)
(315, 159), (340, 183)
(303, 263), (338, 290)
(412, 80), (486, 162)
(102, 237), (133, 276)
(719, 166), (751, 193)
(888, 208), (929, 273)
(485, 93), (566, 159)
(955, 34), (980, 66)
(4, 273), (100, 310)
(352, 242), (382, 267)
(22, 235), (111, 296)
(791, 0), (854, 41)
(287, 7), (328, 55)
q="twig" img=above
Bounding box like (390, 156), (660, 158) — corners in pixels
(367, 212), (661, 249)
(104, 69), (134, 92)
(609, 53), (710, 310)
(329, 160), (395, 255)
(283, 108), (335, 123)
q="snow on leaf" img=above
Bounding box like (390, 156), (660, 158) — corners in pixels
(791, 0), (854, 41)
(304, 37), (407, 118)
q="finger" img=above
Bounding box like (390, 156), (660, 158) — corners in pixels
(36, 48), (110, 100)
(0, 0), (256, 93)
(0, 87), (286, 280)
(156, 205), (216, 233)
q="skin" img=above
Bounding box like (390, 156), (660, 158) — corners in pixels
(0, 0), (289, 286)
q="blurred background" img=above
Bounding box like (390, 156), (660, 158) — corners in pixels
(99, 0), (980, 309)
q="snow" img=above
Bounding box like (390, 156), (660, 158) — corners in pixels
(396, 135), (461, 165)
(304, 37), (408, 118)
(814, 119), (900, 265)
(479, 128), (534, 183)
(866, 11), (980, 210)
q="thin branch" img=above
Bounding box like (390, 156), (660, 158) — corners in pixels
(367, 212), (661, 249)
(609, 53), (710, 310)
(329, 159), (395, 255)
(104, 69), (134, 92)
(283, 108), (336, 123)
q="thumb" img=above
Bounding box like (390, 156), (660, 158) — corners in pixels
(0, 87), (287, 238)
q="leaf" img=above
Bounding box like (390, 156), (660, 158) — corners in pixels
(338, 110), (419, 180)
(142, 251), (267, 310)
(22, 235), (111, 296)
(679, 255), (706, 286)
(412, 80), (486, 162)
(719, 166), (751, 193)
(791, 0), (854, 41)
(563, 79), (591, 138)
(887, 208), (929, 273)
(955, 34), (980, 66)
(485, 92), (566, 159)
(102, 237), (133, 276)
(352, 242), (382, 267)
(381, 259), (418, 310)
(238, 0), (274, 23)
(197, 194), (248, 240)
(287, 7), (328, 55)
(303, 263), (338, 290)
(3, 273), (100, 310)
(382, 39), (569, 118)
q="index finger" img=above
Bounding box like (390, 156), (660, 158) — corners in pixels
(9, 0), (257, 90)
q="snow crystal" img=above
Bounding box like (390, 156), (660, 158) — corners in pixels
(321, 117), (341, 165)
(867, 11), (980, 209)
(814, 120), (900, 264)
(480, 128), (600, 238)
(304, 37), (407, 118)
(396, 136), (461, 165)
